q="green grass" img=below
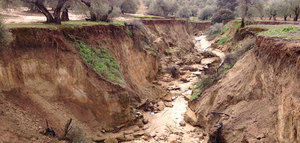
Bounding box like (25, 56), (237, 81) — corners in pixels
(217, 34), (231, 45)
(6, 20), (125, 29)
(130, 14), (164, 18)
(75, 42), (125, 86)
(235, 22), (242, 30)
(126, 27), (132, 36)
(220, 24), (230, 35)
(258, 26), (300, 40)
(190, 77), (213, 101)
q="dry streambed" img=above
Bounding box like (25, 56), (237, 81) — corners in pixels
(97, 36), (225, 143)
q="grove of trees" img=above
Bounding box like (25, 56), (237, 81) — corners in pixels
(0, 0), (299, 24)
(0, 0), (140, 24)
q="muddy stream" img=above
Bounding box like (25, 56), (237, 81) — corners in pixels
(125, 36), (221, 143)
(99, 35), (223, 143)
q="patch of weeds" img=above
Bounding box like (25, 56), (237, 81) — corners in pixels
(217, 34), (231, 45)
(235, 22), (242, 30)
(223, 64), (232, 73)
(190, 92), (202, 101)
(69, 126), (91, 143)
(7, 20), (125, 29)
(190, 77), (213, 101)
(102, 39), (108, 44)
(258, 26), (300, 40)
(75, 42), (125, 86)
(208, 23), (223, 36)
(126, 27), (132, 36)
(220, 24), (230, 35)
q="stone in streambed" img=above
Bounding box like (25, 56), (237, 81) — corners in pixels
(157, 101), (165, 111)
(165, 102), (173, 107)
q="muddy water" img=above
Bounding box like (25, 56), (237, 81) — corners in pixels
(127, 36), (222, 143)
(118, 35), (227, 143)
(194, 36), (225, 66)
(194, 35), (211, 52)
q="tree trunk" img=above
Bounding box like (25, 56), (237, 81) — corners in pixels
(53, 0), (68, 24)
(273, 16), (276, 21)
(99, 6), (114, 22)
(269, 17), (272, 20)
(61, 7), (69, 21)
(294, 8), (299, 21)
(284, 16), (287, 21)
(294, 14), (299, 21)
(241, 18), (245, 28)
(34, 1), (54, 23)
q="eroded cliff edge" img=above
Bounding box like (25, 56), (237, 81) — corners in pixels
(0, 20), (210, 141)
(189, 35), (300, 142)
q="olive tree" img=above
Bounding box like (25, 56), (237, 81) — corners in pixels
(176, 5), (192, 18)
(288, 0), (300, 21)
(198, 6), (216, 20)
(211, 9), (235, 23)
(148, 0), (179, 17)
(120, 0), (139, 14)
(278, 0), (291, 21)
(20, 0), (69, 24)
(237, 0), (264, 27)
(79, 0), (122, 22)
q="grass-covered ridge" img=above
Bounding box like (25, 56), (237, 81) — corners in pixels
(256, 25), (300, 40)
(6, 20), (125, 29)
(75, 42), (125, 86)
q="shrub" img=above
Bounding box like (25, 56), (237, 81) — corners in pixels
(198, 6), (215, 20)
(216, 34), (231, 45)
(208, 23), (224, 35)
(176, 6), (192, 18)
(0, 18), (12, 48)
(120, 0), (139, 14)
(69, 127), (89, 143)
(211, 9), (235, 23)
(148, 0), (178, 17)
(190, 77), (213, 101)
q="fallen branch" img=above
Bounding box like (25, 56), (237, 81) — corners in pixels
(41, 120), (56, 137)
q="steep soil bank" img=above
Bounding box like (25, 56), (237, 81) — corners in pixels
(0, 20), (209, 142)
(189, 36), (300, 142)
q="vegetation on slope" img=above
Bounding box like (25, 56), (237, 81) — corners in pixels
(6, 21), (125, 29)
(0, 18), (12, 48)
(76, 42), (125, 86)
(257, 26), (300, 40)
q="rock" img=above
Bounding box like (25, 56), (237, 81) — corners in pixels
(201, 57), (220, 65)
(164, 102), (173, 107)
(125, 134), (134, 141)
(195, 57), (202, 64)
(104, 138), (118, 143)
(157, 101), (165, 111)
(133, 131), (145, 138)
(116, 135), (126, 142)
(169, 134), (178, 143)
(182, 66), (198, 72)
(171, 96), (177, 100)
(179, 121), (186, 127)
(169, 66), (180, 78)
(136, 120), (144, 128)
(180, 78), (189, 83)
(143, 133), (151, 141)
(163, 95), (173, 102)
(184, 108), (198, 126)
(142, 118), (149, 124)
(221, 45), (229, 52)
